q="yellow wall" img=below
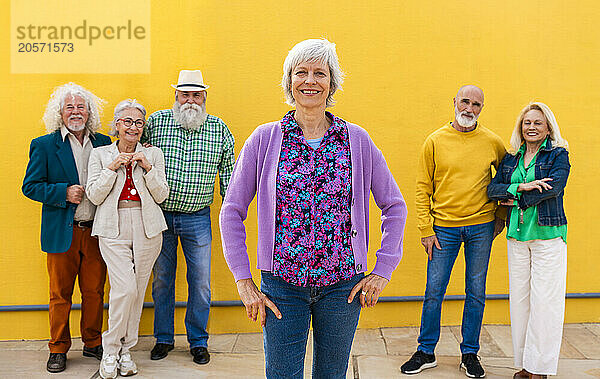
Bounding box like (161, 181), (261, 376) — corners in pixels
(1, 0), (599, 340)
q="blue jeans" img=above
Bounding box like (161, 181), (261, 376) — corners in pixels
(261, 272), (363, 379)
(152, 208), (212, 348)
(417, 221), (495, 355)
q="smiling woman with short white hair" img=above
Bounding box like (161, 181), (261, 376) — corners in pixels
(220, 38), (408, 378)
(86, 99), (169, 379)
(488, 102), (570, 379)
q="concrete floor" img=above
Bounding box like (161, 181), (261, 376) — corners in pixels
(1, 324), (599, 378)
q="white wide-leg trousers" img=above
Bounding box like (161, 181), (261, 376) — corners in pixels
(508, 237), (567, 375)
(99, 207), (162, 356)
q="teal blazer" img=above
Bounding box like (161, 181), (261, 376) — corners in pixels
(22, 131), (111, 253)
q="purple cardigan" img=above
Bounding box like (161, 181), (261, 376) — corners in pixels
(219, 120), (407, 282)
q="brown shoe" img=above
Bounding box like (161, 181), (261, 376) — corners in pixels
(513, 369), (530, 378)
(530, 375), (547, 379)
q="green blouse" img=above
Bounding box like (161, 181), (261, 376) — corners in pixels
(506, 140), (567, 243)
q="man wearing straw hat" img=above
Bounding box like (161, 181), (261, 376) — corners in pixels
(143, 70), (235, 365)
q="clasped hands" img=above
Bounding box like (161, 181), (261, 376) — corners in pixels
(66, 152), (151, 204)
(236, 274), (389, 326)
(107, 152), (151, 172)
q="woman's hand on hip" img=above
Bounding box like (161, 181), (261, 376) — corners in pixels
(236, 278), (281, 327)
(348, 274), (389, 308)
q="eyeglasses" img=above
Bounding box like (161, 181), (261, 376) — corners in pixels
(118, 118), (145, 128)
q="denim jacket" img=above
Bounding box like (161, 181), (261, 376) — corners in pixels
(487, 139), (570, 227)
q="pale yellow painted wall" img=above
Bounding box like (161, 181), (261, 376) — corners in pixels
(1, 0), (599, 340)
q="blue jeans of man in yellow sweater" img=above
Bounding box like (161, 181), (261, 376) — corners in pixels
(417, 221), (495, 355)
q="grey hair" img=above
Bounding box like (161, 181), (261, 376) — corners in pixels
(509, 102), (569, 153)
(109, 99), (147, 137)
(281, 38), (344, 107)
(43, 82), (105, 134)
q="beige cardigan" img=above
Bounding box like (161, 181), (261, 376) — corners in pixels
(87, 141), (169, 238)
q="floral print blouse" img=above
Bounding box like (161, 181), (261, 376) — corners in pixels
(273, 111), (355, 287)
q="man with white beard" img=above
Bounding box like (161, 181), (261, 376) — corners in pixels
(22, 83), (111, 373)
(142, 70), (235, 365)
(401, 85), (506, 378)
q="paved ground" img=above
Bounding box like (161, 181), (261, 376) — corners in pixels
(1, 324), (599, 378)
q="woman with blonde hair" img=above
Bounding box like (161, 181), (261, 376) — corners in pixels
(488, 102), (570, 379)
(87, 99), (169, 378)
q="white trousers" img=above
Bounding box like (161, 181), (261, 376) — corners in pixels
(508, 237), (567, 375)
(99, 207), (162, 356)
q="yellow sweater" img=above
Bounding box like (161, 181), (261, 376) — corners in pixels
(416, 122), (506, 237)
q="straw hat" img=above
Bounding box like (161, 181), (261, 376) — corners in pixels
(171, 70), (209, 91)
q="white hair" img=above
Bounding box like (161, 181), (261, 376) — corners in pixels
(509, 102), (569, 152)
(281, 38), (344, 107)
(108, 99), (147, 137)
(42, 82), (105, 134)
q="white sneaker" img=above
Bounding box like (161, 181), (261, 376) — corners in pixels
(119, 352), (138, 376)
(99, 354), (118, 379)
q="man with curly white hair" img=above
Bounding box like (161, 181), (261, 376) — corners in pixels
(22, 82), (111, 374)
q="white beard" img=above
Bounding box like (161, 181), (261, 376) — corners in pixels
(454, 105), (478, 128)
(172, 101), (208, 131)
(65, 115), (86, 132)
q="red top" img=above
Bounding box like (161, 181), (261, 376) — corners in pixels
(119, 164), (141, 201)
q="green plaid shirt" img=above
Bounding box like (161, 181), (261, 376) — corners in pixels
(143, 109), (235, 213)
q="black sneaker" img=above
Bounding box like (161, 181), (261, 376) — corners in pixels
(460, 353), (485, 378)
(400, 350), (437, 374)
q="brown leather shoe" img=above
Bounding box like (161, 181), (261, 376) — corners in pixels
(514, 370), (547, 379)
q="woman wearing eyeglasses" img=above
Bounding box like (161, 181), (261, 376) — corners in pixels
(86, 99), (169, 379)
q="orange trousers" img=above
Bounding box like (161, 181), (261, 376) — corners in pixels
(46, 226), (106, 353)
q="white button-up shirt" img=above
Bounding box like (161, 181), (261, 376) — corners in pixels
(60, 126), (95, 222)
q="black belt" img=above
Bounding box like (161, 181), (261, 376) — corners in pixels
(74, 220), (93, 228)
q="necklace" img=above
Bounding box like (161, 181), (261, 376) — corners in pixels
(516, 152), (538, 232)
(125, 164), (137, 196)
